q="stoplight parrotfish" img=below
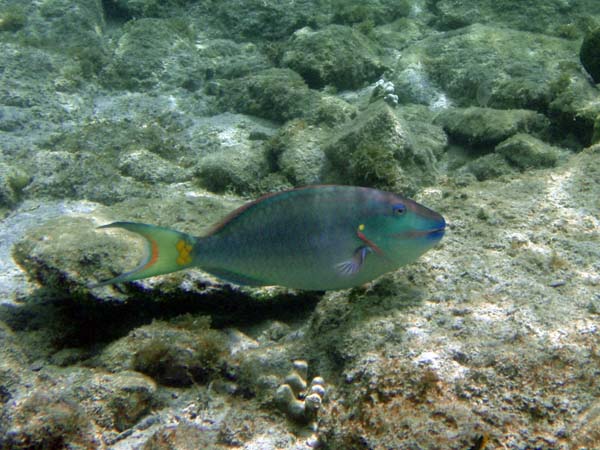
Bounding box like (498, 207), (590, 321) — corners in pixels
(94, 185), (445, 291)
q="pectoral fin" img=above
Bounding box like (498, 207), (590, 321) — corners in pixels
(335, 246), (372, 276)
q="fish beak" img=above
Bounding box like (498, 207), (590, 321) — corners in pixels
(390, 219), (446, 240)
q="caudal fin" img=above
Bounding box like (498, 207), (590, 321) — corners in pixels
(92, 222), (198, 287)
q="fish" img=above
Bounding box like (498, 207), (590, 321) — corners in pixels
(94, 185), (445, 291)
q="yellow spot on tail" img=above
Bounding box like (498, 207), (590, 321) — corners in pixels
(175, 239), (193, 266)
(358, 224), (365, 231)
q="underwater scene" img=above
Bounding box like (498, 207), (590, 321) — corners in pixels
(1, 0), (599, 448)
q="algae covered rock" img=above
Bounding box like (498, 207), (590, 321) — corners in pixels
(97, 317), (227, 387)
(266, 120), (329, 186)
(215, 68), (319, 123)
(12, 215), (125, 298)
(434, 107), (550, 149)
(70, 368), (157, 432)
(210, 0), (319, 41)
(282, 25), (386, 90)
(464, 153), (514, 181)
(0, 364), (156, 448)
(331, 0), (411, 26)
(0, 162), (29, 210)
(197, 39), (272, 80)
(593, 114), (600, 144)
(15, 0), (106, 65)
(392, 24), (583, 111)
(495, 133), (561, 170)
(434, 0), (600, 38)
(143, 422), (216, 450)
(580, 27), (600, 83)
(0, 321), (34, 413)
(102, 18), (201, 91)
(324, 101), (444, 194)
(548, 64), (600, 146)
(0, 391), (99, 449)
(105, 0), (197, 19)
(194, 136), (269, 195)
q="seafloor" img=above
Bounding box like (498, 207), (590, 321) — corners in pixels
(1, 0), (599, 449)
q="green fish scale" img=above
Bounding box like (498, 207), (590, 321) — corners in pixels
(198, 187), (370, 288)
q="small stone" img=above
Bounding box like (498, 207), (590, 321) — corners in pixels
(495, 133), (560, 170)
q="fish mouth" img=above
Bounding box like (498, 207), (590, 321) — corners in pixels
(391, 226), (446, 240)
(391, 219), (446, 240)
(425, 226), (446, 240)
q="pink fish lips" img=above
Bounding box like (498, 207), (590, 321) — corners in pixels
(93, 185), (446, 291)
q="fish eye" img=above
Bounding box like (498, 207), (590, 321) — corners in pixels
(392, 204), (406, 216)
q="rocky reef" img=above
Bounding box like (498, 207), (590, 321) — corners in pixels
(1, 0), (600, 448)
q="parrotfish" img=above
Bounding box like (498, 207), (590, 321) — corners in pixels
(95, 185), (445, 290)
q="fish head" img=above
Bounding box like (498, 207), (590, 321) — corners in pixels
(360, 193), (445, 265)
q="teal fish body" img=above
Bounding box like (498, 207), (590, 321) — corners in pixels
(95, 186), (445, 290)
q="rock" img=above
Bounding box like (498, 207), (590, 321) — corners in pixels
(580, 27), (600, 83)
(118, 148), (191, 184)
(0, 43), (74, 122)
(0, 363), (156, 447)
(23, 121), (186, 204)
(0, 321), (34, 414)
(392, 24), (583, 111)
(231, 342), (298, 399)
(282, 25), (386, 90)
(547, 65), (600, 147)
(143, 422), (215, 450)
(324, 100), (444, 194)
(12, 215), (126, 297)
(102, 18), (202, 91)
(0, 391), (99, 449)
(76, 370), (157, 432)
(465, 153), (514, 181)
(495, 133), (562, 170)
(187, 113), (278, 195)
(210, 0), (319, 41)
(195, 137), (269, 195)
(97, 318), (227, 387)
(17, 0), (106, 69)
(267, 120), (329, 186)
(216, 69), (352, 126)
(433, 0), (600, 38)
(0, 5), (26, 32)
(106, 0), (194, 19)
(331, 0), (411, 25)
(434, 107), (550, 149)
(0, 162), (29, 210)
(196, 39), (271, 80)
(215, 68), (319, 123)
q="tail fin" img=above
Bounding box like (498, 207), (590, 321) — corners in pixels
(92, 222), (198, 287)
